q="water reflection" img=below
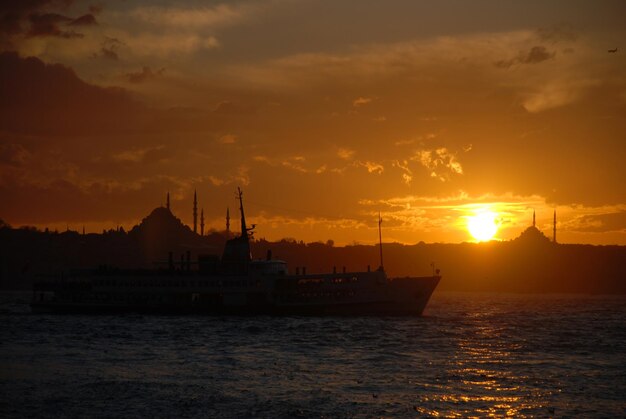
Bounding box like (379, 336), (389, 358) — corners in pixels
(1, 292), (624, 417)
(415, 297), (559, 417)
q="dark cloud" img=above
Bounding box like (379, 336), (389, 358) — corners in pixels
(27, 12), (83, 38)
(0, 2), (67, 35)
(537, 24), (579, 43)
(520, 46), (554, 64)
(0, 52), (224, 137)
(0, 1), (95, 48)
(494, 45), (555, 69)
(93, 36), (122, 60)
(0, 143), (31, 167)
(125, 66), (165, 84)
(68, 13), (97, 26)
(574, 212), (626, 233)
(88, 4), (103, 15)
(0, 51), (144, 135)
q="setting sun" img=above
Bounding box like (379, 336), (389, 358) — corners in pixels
(467, 211), (499, 241)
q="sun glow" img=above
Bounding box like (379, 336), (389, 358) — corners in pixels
(467, 211), (499, 241)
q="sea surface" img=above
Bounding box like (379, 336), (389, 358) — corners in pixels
(1, 292), (625, 418)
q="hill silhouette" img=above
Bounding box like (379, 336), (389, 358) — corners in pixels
(1, 206), (624, 293)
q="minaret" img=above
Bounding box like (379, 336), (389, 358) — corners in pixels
(378, 212), (384, 271)
(193, 189), (198, 233)
(200, 209), (205, 236)
(166, 192), (170, 211)
(226, 207), (230, 236)
(553, 210), (557, 243)
(533, 210), (536, 228)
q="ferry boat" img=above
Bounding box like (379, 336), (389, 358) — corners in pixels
(31, 189), (441, 315)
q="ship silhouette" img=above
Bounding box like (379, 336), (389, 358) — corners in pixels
(31, 188), (441, 315)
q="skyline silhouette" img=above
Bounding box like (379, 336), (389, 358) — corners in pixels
(1, 199), (624, 294)
(0, 190), (571, 245)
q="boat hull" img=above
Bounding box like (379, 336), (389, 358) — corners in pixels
(30, 275), (440, 316)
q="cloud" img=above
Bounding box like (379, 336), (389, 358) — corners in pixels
(223, 31), (594, 118)
(218, 134), (237, 144)
(359, 161), (384, 174)
(89, 5), (103, 15)
(567, 210), (626, 233)
(395, 133), (437, 147)
(0, 143), (31, 167)
(93, 37), (123, 60)
(112, 145), (165, 163)
(123, 34), (219, 57)
(1, 3), (97, 44)
(68, 14), (97, 27)
(250, 213), (367, 233)
(0, 52), (195, 136)
(232, 165), (250, 186)
(125, 66), (165, 84)
(208, 176), (224, 186)
(357, 190), (626, 242)
(281, 159), (308, 173)
(522, 46), (555, 64)
(352, 96), (372, 107)
(26, 13), (84, 39)
(1, 3), (66, 40)
(358, 191), (549, 236)
(394, 139), (414, 146)
(129, 4), (250, 28)
(536, 24), (579, 43)
(522, 79), (598, 113)
(411, 147), (463, 182)
(494, 45), (555, 69)
(337, 147), (355, 160)
(253, 155), (270, 163)
(393, 160), (413, 185)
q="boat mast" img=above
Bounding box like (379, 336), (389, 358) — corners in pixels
(238, 187), (247, 239)
(378, 212), (384, 271)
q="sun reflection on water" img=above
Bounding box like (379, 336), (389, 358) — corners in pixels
(412, 311), (558, 418)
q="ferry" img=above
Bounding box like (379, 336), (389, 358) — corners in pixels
(31, 189), (441, 315)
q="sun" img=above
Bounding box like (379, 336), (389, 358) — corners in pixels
(467, 211), (499, 241)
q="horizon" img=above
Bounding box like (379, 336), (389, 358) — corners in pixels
(5, 197), (618, 248)
(1, 1), (625, 246)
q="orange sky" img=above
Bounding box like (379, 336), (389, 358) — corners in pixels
(1, 1), (625, 245)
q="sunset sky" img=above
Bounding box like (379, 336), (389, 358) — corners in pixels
(1, 1), (625, 245)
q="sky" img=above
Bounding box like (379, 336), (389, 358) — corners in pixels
(1, 0), (625, 245)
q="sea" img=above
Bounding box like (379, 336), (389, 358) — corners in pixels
(1, 291), (624, 418)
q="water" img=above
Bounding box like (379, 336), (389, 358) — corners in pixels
(1, 292), (625, 418)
